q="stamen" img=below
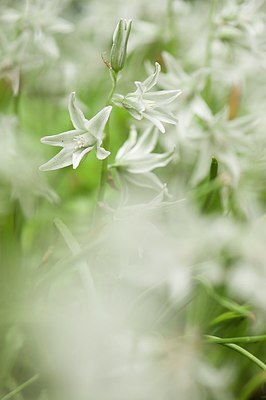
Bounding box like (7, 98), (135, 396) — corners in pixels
(73, 135), (86, 149)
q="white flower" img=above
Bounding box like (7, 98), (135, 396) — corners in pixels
(214, 0), (265, 52)
(0, 0), (73, 59)
(40, 92), (112, 171)
(160, 52), (208, 99)
(111, 125), (173, 192)
(159, 52), (209, 137)
(0, 32), (41, 95)
(0, 115), (58, 216)
(189, 100), (257, 186)
(113, 62), (181, 133)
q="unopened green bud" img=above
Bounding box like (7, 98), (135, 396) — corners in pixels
(110, 19), (132, 73)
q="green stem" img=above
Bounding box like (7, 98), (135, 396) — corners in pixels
(224, 343), (266, 371)
(97, 69), (118, 203)
(0, 374), (39, 400)
(205, 335), (266, 345)
(197, 277), (251, 317)
(238, 371), (266, 400)
(208, 339), (266, 371)
(106, 69), (118, 106)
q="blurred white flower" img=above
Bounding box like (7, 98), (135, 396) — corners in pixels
(111, 125), (173, 194)
(160, 52), (208, 99)
(189, 101), (257, 185)
(228, 222), (266, 327)
(113, 62), (181, 133)
(159, 52), (209, 138)
(40, 92), (112, 171)
(0, 115), (58, 216)
(214, 0), (266, 53)
(0, 31), (41, 95)
(0, 0), (73, 59)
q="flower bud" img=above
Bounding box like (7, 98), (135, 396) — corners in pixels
(110, 19), (132, 73)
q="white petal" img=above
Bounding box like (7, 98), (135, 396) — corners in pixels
(48, 18), (73, 34)
(218, 153), (240, 185)
(40, 130), (78, 147)
(96, 146), (111, 160)
(144, 89), (182, 105)
(140, 62), (161, 92)
(39, 149), (72, 171)
(116, 125), (138, 160)
(162, 52), (188, 81)
(149, 109), (178, 125)
(127, 151), (173, 173)
(190, 144), (212, 185)
(72, 147), (93, 169)
(131, 126), (158, 155)
(191, 97), (213, 121)
(123, 95), (145, 115)
(123, 171), (165, 191)
(85, 106), (112, 139)
(68, 92), (88, 130)
(142, 112), (165, 133)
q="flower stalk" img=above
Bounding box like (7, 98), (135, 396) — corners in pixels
(97, 70), (118, 203)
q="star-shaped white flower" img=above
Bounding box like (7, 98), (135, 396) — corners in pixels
(111, 125), (173, 193)
(40, 92), (112, 171)
(0, 0), (73, 59)
(113, 62), (181, 133)
(189, 100), (257, 186)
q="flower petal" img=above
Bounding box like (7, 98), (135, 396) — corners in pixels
(139, 62), (161, 92)
(128, 126), (158, 155)
(126, 151), (173, 173)
(72, 146), (94, 169)
(96, 146), (111, 160)
(85, 106), (112, 139)
(149, 109), (178, 125)
(116, 125), (138, 160)
(68, 92), (88, 130)
(39, 149), (72, 171)
(142, 112), (166, 133)
(123, 171), (165, 191)
(191, 97), (213, 121)
(162, 52), (187, 80)
(144, 89), (182, 105)
(40, 130), (78, 147)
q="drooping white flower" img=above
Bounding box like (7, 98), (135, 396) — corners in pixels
(113, 62), (181, 133)
(40, 93), (112, 171)
(111, 125), (173, 193)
